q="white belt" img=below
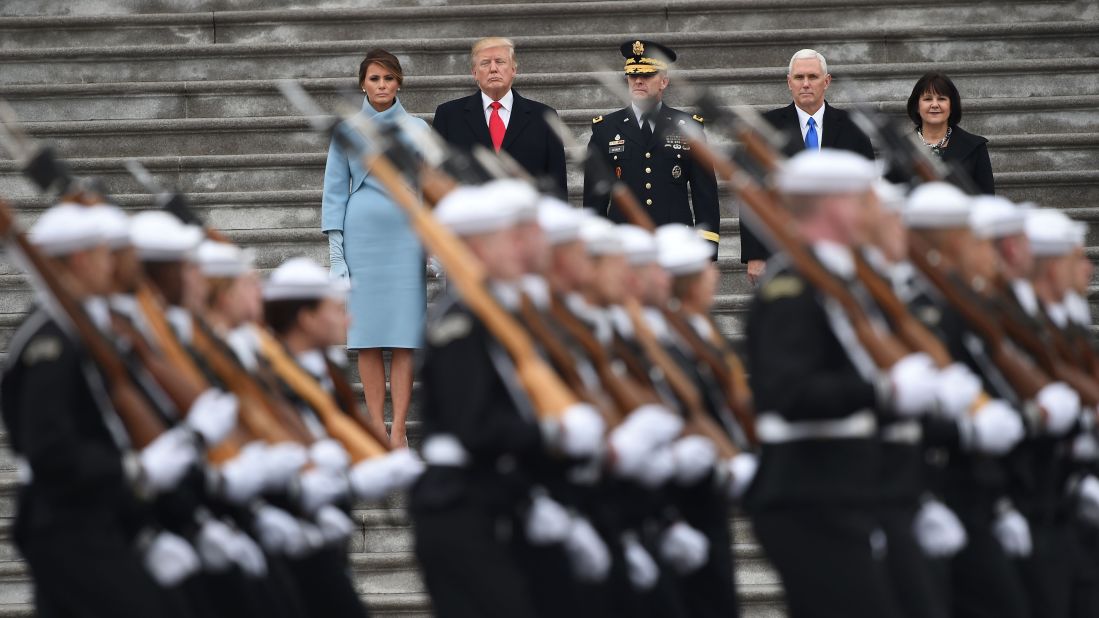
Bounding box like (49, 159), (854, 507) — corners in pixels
(756, 410), (877, 444)
(14, 456), (32, 485)
(881, 420), (923, 444)
(422, 434), (470, 467)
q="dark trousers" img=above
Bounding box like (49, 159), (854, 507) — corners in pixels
(21, 528), (190, 618)
(677, 487), (739, 618)
(948, 508), (1029, 618)
(1018, 518), (1075, 618)
(751, 506), (902, 618)
(413, 501), (539, 618)
(878, 505), (949, 618)
(286, 545), (369, 618)
(1070, 523), (1099, 618)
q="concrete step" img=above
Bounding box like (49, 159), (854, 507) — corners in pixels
(1, 0), (1091, 48)
(3, 57), (1097, 122)
(0, 0), (618, 17)
(1, 23), (1096, 86)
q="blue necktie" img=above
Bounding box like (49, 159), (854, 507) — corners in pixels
(805, 117), (819, 151)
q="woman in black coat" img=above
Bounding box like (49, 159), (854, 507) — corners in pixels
(906, 72), (995, 194)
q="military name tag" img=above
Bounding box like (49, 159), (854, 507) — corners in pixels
(608, 138), (625, 154)
(671, 165), (682, 179)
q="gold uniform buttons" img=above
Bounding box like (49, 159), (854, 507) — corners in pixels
(646, 199), (653, 206)
(645, 167), (651, 173)
(645, 152), (651, 159)
(645, 183), (651, 189)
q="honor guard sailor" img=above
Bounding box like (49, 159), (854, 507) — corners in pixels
(582, 40), (721, 253)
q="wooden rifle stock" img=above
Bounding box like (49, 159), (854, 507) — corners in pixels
(0, 201), (166, 448)
(624, 300), (739, 459)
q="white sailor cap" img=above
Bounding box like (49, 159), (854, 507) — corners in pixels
(656, 223), (714, 276)
(195, 240), (255, 278)
(775, 149), (878, 196)
(480, 179), (539, 222)
(537, 196), (583, 245)
(969, 195), (1026, 239)
(619, 224), (658, 266)
(435, 185), (518, 236)
(130, 210), (204, 261)
(1026, 209), (1085, 257)
(29, 202), (105, 256)
(873, 180), (907, 212)
(579, 214), (623, 256)
(904, 182), (972, 229)
(85, 204), (132, 249)
(263, 257), (350, 301)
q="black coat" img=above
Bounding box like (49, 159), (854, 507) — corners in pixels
(432, 90), (568, 197)
(582, 105), (721, 249)
(740, 102), (875, 263)
(939, 126), (995, 195)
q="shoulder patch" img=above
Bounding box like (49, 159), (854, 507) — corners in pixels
(692, 114), (705, 124)
(22, 336), (62, 366)
(760, 275), (804, 302)
(428, 313), (473, 346)
(592, 115), (604, 124)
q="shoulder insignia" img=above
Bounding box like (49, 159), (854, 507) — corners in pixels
(760, 275), (804, 302)
(428, 313), (472, 346)
(592, 115), (604, 124)
(692, 114), (705, 124)
(22, 336), (62, 366)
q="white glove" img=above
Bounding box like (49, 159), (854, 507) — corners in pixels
(315, 504), (356, 545)
(196, 518), (238, 573)
(726, 453), (759, 500)
(671, 436), (717, 486)
(622, 404), (685, 445)
(140, 428), (198, 493)
(219, 447), (268, 505)
(659, 521), (710, 575)
(993, 507), (1032, 557)
(227, 527), (268, 577)
(385, 448), (426, 491)
(309, 439), (351, 473)
(145, 531), (201, 587)
(635, 444), (676, 489)
(525, 492), (572, 546)
(913, 499), (967, 558)
(1037, 382), (1081, 436)
(563, 515), (611, 583)
(960, 400), (1025, 456)
(185, 389), (239, 446)
(299, 468), (349, 514)
(1077, 475), (1099, 527)
(328, 230), (349, 280)
(261, 442), (309, 491)
(254, 505), (310, 558)
(299, 520), (326, 553)
(349, 457), (392, 502)
(621, 532), (659, 591)
(934, 364), (983, 418)
(544, 403), (606, 459)
(1073, 432), (1099, 462)
(889, 353), (939, 417)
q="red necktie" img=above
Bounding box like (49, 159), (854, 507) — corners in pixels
(489, 101), (505, 152)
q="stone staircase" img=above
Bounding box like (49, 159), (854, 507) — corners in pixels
(0, 0), (1097, 615)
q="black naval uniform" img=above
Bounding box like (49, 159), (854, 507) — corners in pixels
(0, 308), (183, 618)
(583, 105), (721, 248)
(410, 294), (544, 618)
(745, 261), (903, 618)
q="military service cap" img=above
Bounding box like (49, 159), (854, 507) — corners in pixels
(904, 182), (971, 229)
(621, 39), (676, 75)
(29, 202), (105, 256)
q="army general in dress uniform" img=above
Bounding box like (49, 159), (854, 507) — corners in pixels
(583, 40), (721, 254)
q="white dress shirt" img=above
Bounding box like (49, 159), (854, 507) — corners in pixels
(631, 101), (662, 132)
(482, 89), (514, 129)
(794, 102), (826, 146)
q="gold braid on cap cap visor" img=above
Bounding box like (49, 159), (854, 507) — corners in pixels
(624, 57), (667, 74)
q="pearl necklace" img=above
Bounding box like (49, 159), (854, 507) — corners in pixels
(917, 126), (952, 157)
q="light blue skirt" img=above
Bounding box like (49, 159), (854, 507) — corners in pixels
(342, 187), (425, 349)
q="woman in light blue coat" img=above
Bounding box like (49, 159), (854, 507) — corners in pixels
(322, 49), (428, 446)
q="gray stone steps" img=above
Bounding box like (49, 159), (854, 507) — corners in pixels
(3, 57), (1097, 122)
(2, 22), (1097, 86)
(0, 0), (1090, 48)
(0, 0), (618, 18)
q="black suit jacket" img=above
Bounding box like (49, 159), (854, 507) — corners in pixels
(432, 90), (568, 197)
(740, 102), (875, 263)
(940, 126), (995, 196)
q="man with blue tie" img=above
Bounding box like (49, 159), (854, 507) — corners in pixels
(742, 49), (875, 284)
